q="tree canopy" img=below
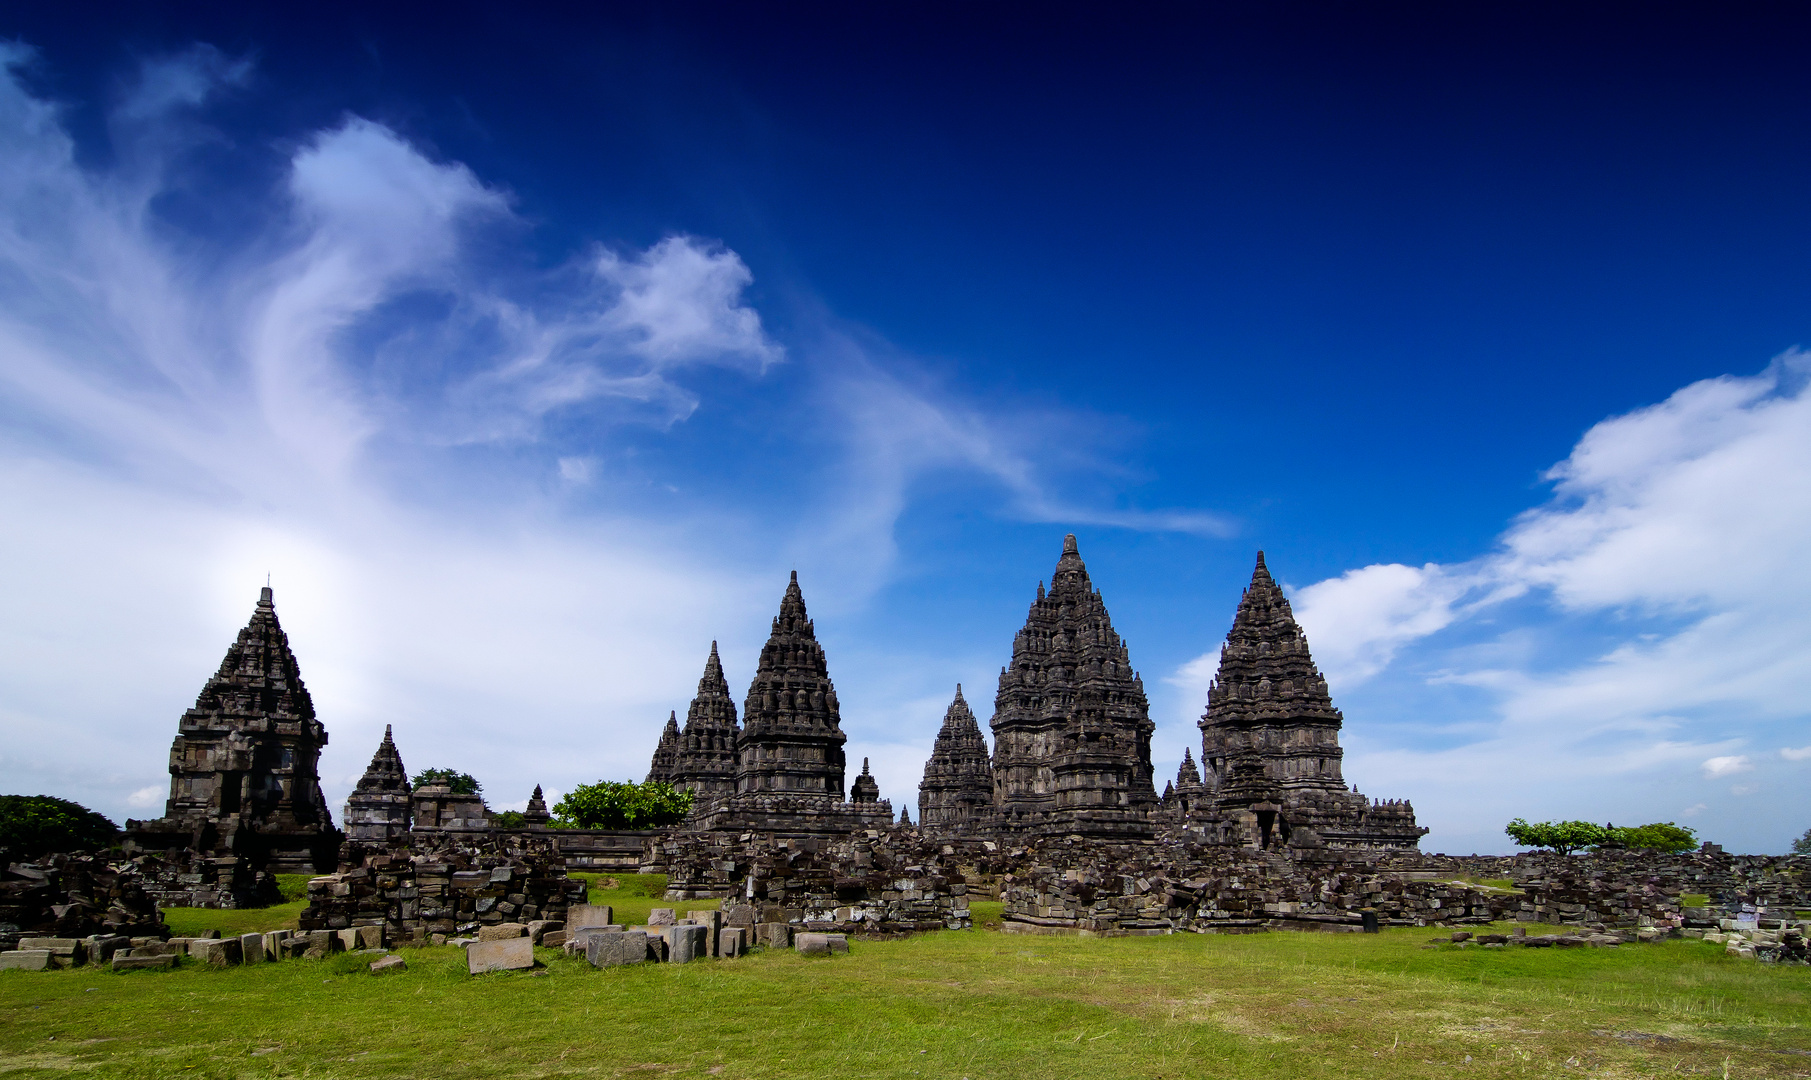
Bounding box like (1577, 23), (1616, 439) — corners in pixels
(552, 780), (692, 829)
(1506, 818), (1700, 855)
(410, 768), (481, 795)
(0, 794), (120, 860)
(1793, 827), (1811, 856)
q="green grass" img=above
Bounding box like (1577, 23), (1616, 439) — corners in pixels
(571, 873), (721, 927)
(1, 921), (1806, 1078)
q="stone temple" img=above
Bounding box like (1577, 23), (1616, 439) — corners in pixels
(916, 686), (993, 830)
(1192, 553), (1426, 850)
(986, 535), (1158, 837)
(676, 572), (892, 834)
(125, 587), (341, 873)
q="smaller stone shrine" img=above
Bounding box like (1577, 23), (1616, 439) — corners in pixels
(916, 686), (993, 831)
(342, 725), (412, 844)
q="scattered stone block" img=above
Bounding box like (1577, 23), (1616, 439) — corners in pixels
(719, 927), (747, 957)
(301, 930), (338, 959)
(649, 908), (676, 926)
(0, 950), (52, 971)
(795, 933), (834, 956)
(755, 923), (793, 949)
(527, 919), (563, 945)
(668, 924), (708, 964)
(111, 954), (176, 971)
(478, 922), (526, 942)
(467, 936), (534, 974)
(20, 938), (85, 968)
(540, 930), (567, 949)
(370, 954), (407, 973)
(584, 930), (648, 968)
(567, 904), (614, 930)
(687, 910), (723, 956)
(87, 936), (130, 964)
(355, 925), (384, 950)
(335, 928), (361, 952)
(238, 933), (265, 964)
(722, 903), (757, 928)
(191, 938), (242, 967)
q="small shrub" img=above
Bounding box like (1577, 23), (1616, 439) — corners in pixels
(552, 781), (692, 829)
(410, 769), (481, 795)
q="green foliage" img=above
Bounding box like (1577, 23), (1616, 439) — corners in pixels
(1793, 827), (1811, 856)
(1602, 821), (1698, 853)
(410, 768), (481, 795)
(491, 810), (526, 829)
(552, 779), (692, 829)
(0, 794), (119, 859)
(1504, 818), (1607, 855)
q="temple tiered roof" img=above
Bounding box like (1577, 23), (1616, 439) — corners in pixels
(735, 572), (848, 799)
(673, 642), (740, 802)
(645, 712), (681, 785)
(990, 535), (1155, 823)
(128, 586), (339, 872)
(917, 685), (994, 828)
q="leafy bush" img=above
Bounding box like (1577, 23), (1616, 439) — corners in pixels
(410, 768), (481, 795)
(1504, 818), (1606, 855)
(552, 781), (692, 829)
(1602, 821), (1697, 853)
(0, 794), (119, 859)
(491, 810), (526, 829)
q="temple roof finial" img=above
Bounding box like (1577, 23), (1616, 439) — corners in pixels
(1063, 533), (1078, 554)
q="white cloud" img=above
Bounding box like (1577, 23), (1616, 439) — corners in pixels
(1702, 755), (1753, 779)
(126, 785), (166, 809)
(1782, 746), (1811, 762)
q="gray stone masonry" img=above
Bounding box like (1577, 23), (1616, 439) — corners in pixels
(667, 923), (709, 963)
(124, 586), (340, 874)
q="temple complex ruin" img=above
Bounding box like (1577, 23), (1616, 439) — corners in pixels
(124, 587), (340, 873)
(916, 686), (993, 830)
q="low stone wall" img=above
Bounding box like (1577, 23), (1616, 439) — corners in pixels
(303, 835), (584, 943)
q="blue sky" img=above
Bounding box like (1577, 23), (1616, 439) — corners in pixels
(2, 4), (1808, 853)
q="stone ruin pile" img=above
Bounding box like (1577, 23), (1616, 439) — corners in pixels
(299, 835), (585, 944)
(652, 828), (974, 933)
(561, 901), (848, 972)
(1, 855), (167, 947)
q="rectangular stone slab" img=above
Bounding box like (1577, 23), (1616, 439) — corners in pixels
(667, 924), (708, 964)
(584, 930), (649, 968)
(111, 954), (176, 971)
(240, 934), (265, 964)
(567, 904), (614, 930)
(467, 935), (534, 974)
(0, 950), (52, 971)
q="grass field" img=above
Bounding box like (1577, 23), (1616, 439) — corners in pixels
(1, 918), (1807, 1079)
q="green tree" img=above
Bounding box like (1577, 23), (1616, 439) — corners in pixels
(0, 795), (119, 860)
(552, 780), (693, 829)
(1602, 821), (1698, 853)
(410, 768), (481, 795)
(1504, 818), (1607, 855)
(491, 810), (526, 829)
(1792, 827), (1811, 856)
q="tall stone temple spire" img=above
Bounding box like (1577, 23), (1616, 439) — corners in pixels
(672, 642), (740, 806)
(735, 572), (849, 799)
(343, 725), (412, 844)
(989, 534), (1156, 836)
(125, 586), (340, 872)
(1195, 552), (1426, 850)
(917, 685), (993, 830)
(645, 712), (681, 785)
(1198, 552), (1346, 801)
